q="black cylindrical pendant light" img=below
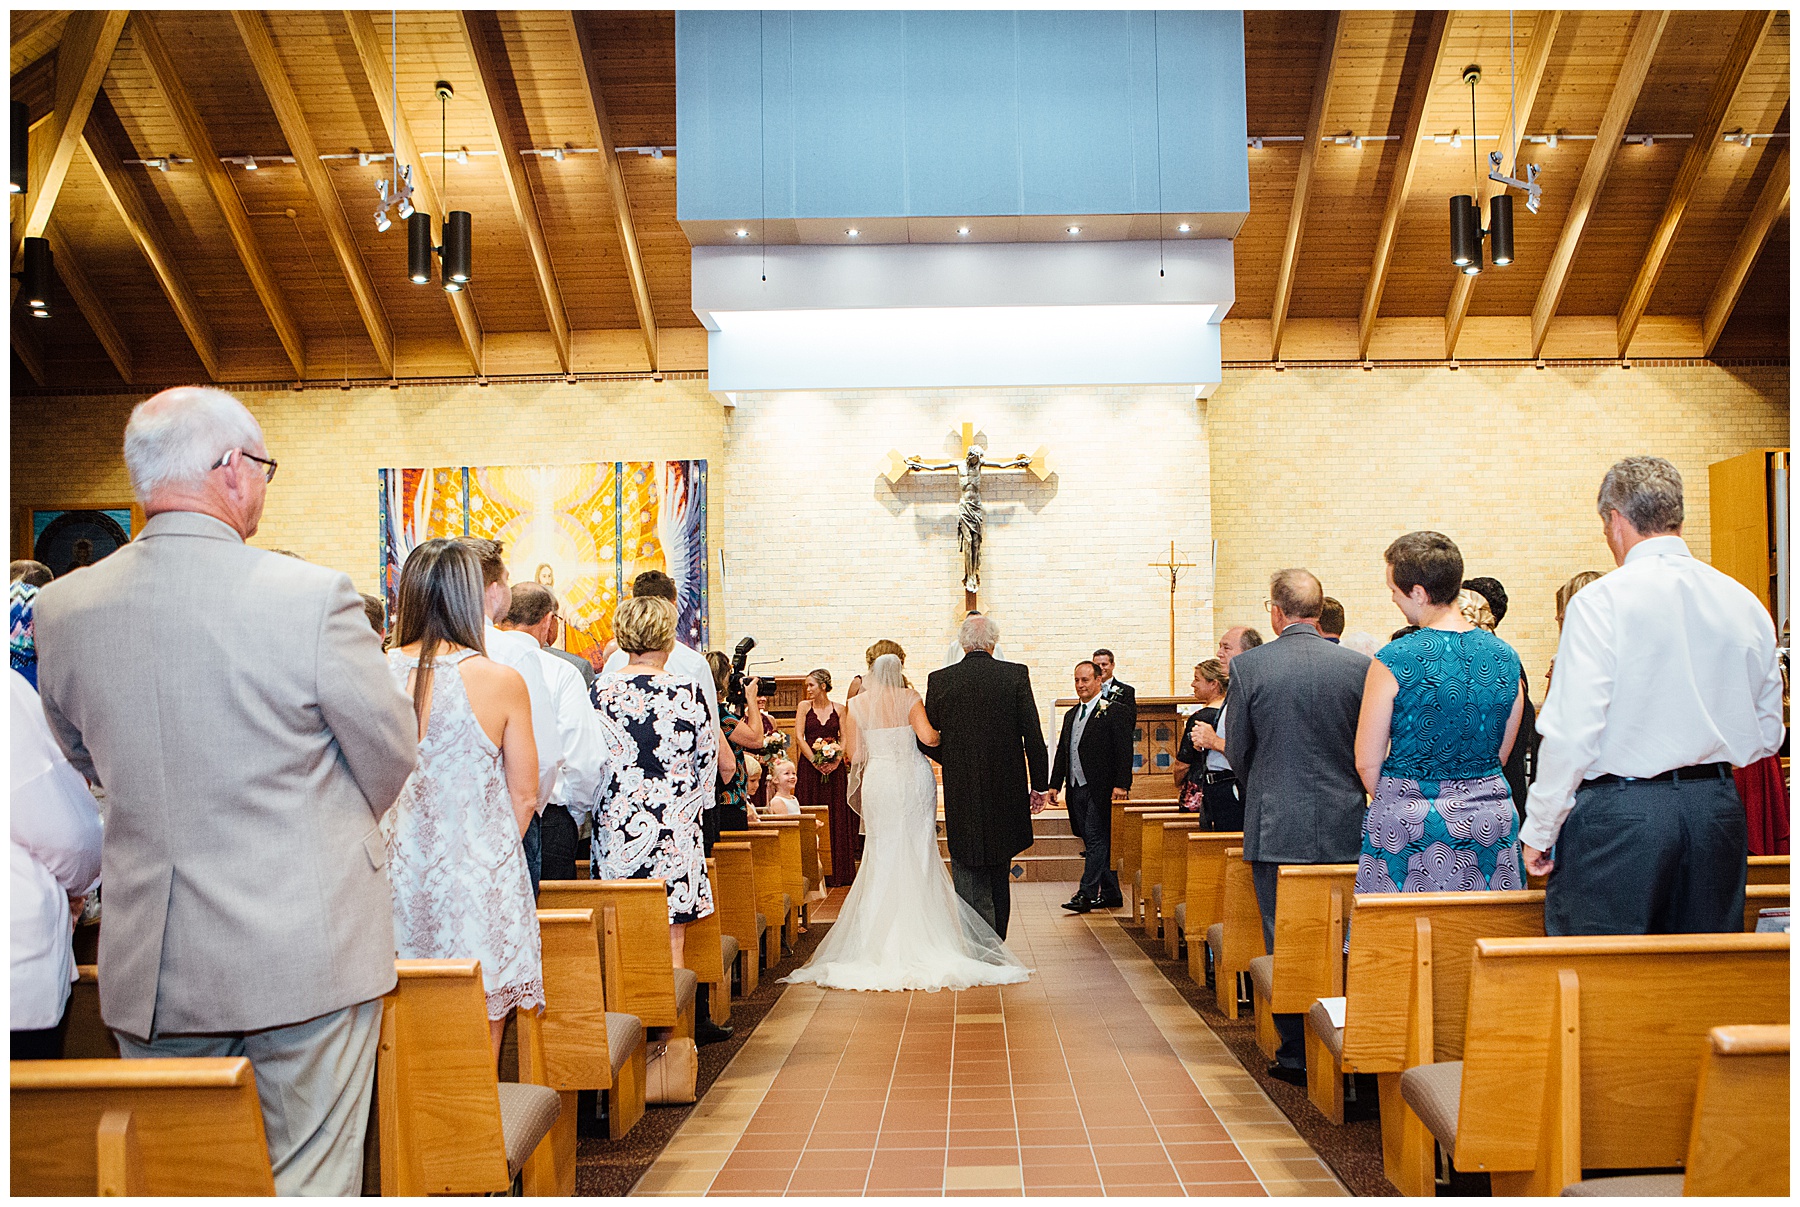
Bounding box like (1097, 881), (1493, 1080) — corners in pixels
(407, 212), (433, 284)
(1488, 194), (1514, 267)
(21, 236), (52, 315)
(11, 102), (27, 195)
(442, 210), (471, 288)
(1449, 195), (1481, 268)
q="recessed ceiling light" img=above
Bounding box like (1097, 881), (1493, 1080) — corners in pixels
(845, 228), (859, 237)
(735, 228), (749, 238)
(1066, 225), (1081, 235)
(1177, 223), (1190, 233)
(957, 226), (970, 236)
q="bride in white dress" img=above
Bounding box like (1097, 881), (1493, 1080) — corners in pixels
(784, 655), (1030, 991)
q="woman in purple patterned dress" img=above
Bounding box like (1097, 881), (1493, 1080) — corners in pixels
(1353, 532), (1526, 895)
(589, 595), (716, 969)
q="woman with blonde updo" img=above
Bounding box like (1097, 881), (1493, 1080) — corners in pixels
(793, 667), (854, 884)
(847, 639), (908, 699)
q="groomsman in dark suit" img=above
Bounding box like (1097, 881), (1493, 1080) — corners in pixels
(1091, 649), (1139, 770)
(1049, 661), (1134, 913)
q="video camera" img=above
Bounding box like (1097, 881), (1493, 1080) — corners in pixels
(725, 635), (778, 715)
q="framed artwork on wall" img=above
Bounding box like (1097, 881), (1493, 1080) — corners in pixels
(14, 504), (145, 578)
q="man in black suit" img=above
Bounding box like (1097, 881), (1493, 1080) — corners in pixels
(923, 615), (1049, 940)
(1049, 661), (1134, 913)
(1225, 568), (1369, 1084)
(1091, 648), (1138, 770)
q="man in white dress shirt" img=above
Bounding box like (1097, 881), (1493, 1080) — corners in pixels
(503, 583), (621, 882)
(459, 539), (563, 893)
(1522, 456), (1785, 935)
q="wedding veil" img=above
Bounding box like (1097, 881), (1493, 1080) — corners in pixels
(845, 653), (918, 819)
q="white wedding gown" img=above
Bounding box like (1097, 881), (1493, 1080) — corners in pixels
(785, 675), (1030, 992)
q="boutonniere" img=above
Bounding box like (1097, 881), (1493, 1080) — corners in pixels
(1093, 698), (1111, 715)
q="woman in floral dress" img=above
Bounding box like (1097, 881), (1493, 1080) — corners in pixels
(589, 596), (716, 967)
(1354, 531), (1526, 895)
(381, 539), (543, 1061)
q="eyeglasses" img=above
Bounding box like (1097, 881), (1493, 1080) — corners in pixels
(212, 448), (278, 483)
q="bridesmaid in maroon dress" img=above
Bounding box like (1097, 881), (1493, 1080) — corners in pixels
(793, 669), (855, 885)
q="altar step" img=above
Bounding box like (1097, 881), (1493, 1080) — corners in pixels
(932, 810), (1086, 882)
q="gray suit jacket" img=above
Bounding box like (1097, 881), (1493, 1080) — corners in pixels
(1223, 624), (1370, 864)
(33, 512), (418, 1038)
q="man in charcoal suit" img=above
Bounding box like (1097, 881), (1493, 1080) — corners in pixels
(1224, 568), (1369, 1084)
(923, 614), (1050, 940)
(1049, 660), (1134, 913)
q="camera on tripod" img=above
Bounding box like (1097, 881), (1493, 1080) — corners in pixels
(725, 635), (777, 714)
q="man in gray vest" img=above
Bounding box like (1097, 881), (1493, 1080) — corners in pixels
(1224, 568), (1369, 1083)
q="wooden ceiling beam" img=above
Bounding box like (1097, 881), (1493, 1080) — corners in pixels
(11, 312), (47, 386)
(134, 13), (305, 379)
(1529, 11), (1668, 359)
(459, 11), (572, 374)
(569, 11), (658, 373)
(1616, 11), (1775, 356)
(19, 10), (126, 242)
(81, 94), (221, 380)
(11, 11), (70, 53)
(1270, 10), (1345, 362)
(44, 219), (132, 382)
(232, 11), (392, 377)
(1701, 143), (1788, 357)
(342, 8), (484, 376)
(1356, 8), (1451, 361)
(1444, 11), (1562, 358)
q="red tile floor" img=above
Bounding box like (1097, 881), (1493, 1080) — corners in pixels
(634, 881), (1346, 1196)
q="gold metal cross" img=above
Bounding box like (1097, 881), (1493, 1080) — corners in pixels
(1149, 541), (1199, 695)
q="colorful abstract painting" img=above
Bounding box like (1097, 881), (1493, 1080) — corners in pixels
(379, 461), (708, 669)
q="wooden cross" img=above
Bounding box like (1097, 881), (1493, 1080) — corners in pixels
(1148, 540), (1199, 694)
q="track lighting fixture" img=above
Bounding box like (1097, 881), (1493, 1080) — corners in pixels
(243, 154), (258, 171)
(1450, 58), (1535, 275)
(19, 237), (53, 316)
(11, 101), (27, 194)
(408, 212), (433, 284)
(395, 164), (415, 220)
(358, 150), (371, 167)
(373, 204), (391, 234)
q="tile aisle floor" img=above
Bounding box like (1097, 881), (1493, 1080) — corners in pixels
(635, 882), (1347, 1196)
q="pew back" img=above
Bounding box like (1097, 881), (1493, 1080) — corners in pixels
(527, 909), (613, 1090)
(1683, 1024), (1788, 1196)
(800, 806), (831, 878)
(1270, 864), (1359, 1013)
(684, 859), (727, 984)
(1342, 890), (1546, 1071)
(1745, 882), (1788, 930)
(711, 841), (760, 991)
(1455, 933), (1790, 1175)
(1114, 803), (1177, 886)
(1160, 820), (1200, 957)
(537, 881), (679, 1027)
(1746, 854), (1788, 885)
(1213, 848), (1260, 1018)
(1136, 811), (1191, 927)
(11, 1057), (275, 1195)
(720, 828), (787, 969)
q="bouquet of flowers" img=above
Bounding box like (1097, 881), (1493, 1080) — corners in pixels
(811, 739), (844, 779)
(761, 728), (790, 760)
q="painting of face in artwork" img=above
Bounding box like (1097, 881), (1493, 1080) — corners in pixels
(379, 460), (708, 669)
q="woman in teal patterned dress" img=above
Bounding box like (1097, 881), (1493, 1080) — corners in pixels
(1354, 531), (1526, 894)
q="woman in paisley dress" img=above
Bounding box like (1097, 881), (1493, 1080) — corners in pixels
(381, 539), (543, 1060)
(1354, 531), (1526, 895)
(589, 596), (716, 968)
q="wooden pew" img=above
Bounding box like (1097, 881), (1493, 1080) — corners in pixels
(12, 1056), (275, 1194)
(683, 858), (730, 1025)
(517, 909), (647, 1180)
(1148, 817), (1201, 943)
(751, 818), (806, 947)
(1747, 853), (1788, 884)
(1112, 802), (1179, 921)
(378, 959), (562, 1196)
(1745, 882), (1788, 930)
(720, 829), (789, 971)
(1182, 833), (1244, 987)
(800, 805), (832, 885)
(1247, 863), (1357, 1061)
(1311, 890), (1545, 1191)
(1159, 820), (1198, 959)
(795, 812), (824, 910)
(1398, 932), (1789, 1196)
(537, 881), (696, 1040)
(1564, 1023), (1789, 1197)
(1204, 849), (1260, 1019)
(711, 841), (762, 995)
(1133, 811), (1191, 931)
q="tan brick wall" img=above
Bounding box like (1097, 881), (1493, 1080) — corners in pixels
(9, 378), (731, 631)
(1207, 362), (1790, 692)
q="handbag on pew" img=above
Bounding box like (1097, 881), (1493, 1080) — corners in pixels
(644, 1037), (699, 1104)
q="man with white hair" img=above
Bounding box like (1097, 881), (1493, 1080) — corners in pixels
(33, 387), (418, 1195)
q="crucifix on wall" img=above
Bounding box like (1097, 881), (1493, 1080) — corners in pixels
(884, 422), (1052, 608)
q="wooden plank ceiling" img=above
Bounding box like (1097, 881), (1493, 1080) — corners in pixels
(10, 9), (1790, 390)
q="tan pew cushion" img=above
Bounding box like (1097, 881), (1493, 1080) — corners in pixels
(1399, 1061), (1463, 1148)
(496, 1082), (562, 1179)
(1174, 901), (1187, 935)
(1206, 923), (1224, 956)
(755, 911), (768, 939)
(1248, 955), (1274, 1002)
(721, 934), (740, 974)
(607, 1011), (645, 1079)
(1561, 1174), (1683, 1197)
(782, 892), (794, 920)
(1308, 999), (1344, 1061)
(1152, 884), (1163, 909)
(673, 967), (698, 1015)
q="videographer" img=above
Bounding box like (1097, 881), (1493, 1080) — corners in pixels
(705, 650), (771, 832)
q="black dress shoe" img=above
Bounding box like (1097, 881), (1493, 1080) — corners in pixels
(1265, 1062), (1307, 1087)
(696, 1016), (734, 1046)
(1061, 895), (1096, 914)
(1096, 896), (1125, 911)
